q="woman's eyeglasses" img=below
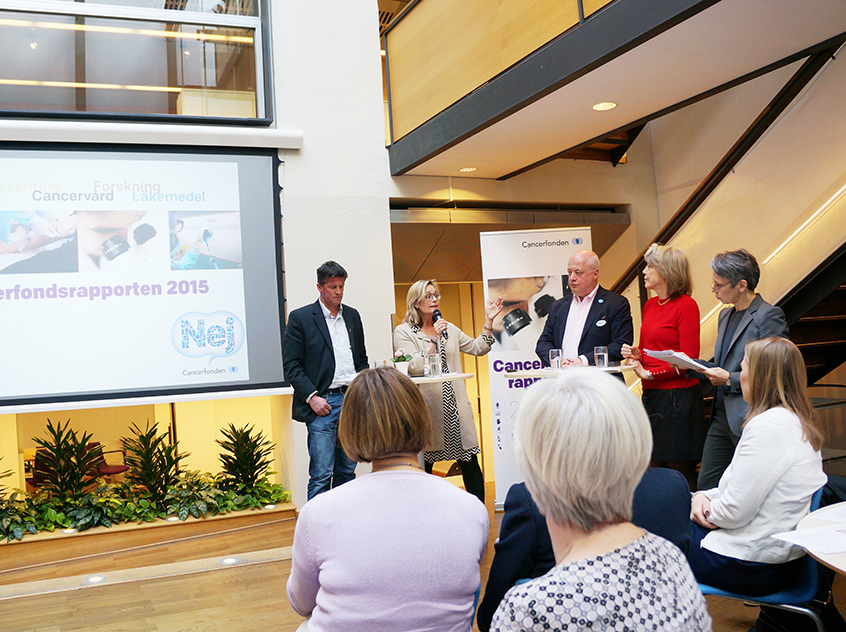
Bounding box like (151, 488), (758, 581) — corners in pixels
(424, 293), (441, 301)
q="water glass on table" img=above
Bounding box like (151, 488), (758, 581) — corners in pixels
(549, 349), (562, 369)
(594, 346), (608, 368)
(425, 354), (442, 377)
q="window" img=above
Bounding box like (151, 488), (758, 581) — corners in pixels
(0, 1), (268, 122)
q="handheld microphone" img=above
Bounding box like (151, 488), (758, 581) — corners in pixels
(432, 309), (448, 339)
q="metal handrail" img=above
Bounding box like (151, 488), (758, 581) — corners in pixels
(610, 44), (840, 295)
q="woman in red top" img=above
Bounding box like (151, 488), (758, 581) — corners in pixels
(623, 244), (704, 491)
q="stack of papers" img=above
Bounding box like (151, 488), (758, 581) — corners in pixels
(643, 349), (707, 371)
(773, 503), (846, 554)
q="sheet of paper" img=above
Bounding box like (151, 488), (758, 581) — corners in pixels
(815, 503), (846, 523)
(643, 349), (708, 371)
(772, 524), (846, 554)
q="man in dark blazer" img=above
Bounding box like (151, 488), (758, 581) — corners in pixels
(283, 261), (368, 500)
(695, 249), (788, 490)
(535, 250), (633, 370)
(477, 468), (692, 632)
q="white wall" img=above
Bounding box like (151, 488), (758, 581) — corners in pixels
(0, 1), (395, 508)
(273, 0), (395, 506)
(663, 53), (846, 357)
(649, 62), (801, 226)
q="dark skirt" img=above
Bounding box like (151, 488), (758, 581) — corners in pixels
(642, 382), (706, 462)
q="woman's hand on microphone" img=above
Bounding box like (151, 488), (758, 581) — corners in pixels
(434, 318), (449, 337)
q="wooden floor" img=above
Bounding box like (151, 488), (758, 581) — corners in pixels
(1, 482), (842, 631)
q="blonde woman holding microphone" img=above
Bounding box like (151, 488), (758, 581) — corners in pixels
(394, 280), (503, 503)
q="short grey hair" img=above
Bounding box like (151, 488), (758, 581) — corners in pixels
(514, 369), (652, 532)
(710, 249), (760, 291)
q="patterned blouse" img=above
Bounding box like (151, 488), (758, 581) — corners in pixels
(491, 532), (712, 632)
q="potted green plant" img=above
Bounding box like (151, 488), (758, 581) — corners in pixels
(392, 348), (413, 375)
(121, 422), (187, 508)
(216, 423), (289, 508)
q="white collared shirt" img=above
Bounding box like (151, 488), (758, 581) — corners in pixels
(561, 284), (599, 364)
(319, 300), (356, 388)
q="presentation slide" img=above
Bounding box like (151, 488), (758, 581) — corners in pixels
(0, 146), (284, 408)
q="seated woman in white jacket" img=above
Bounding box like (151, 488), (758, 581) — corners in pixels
(688, 337), (826, 595)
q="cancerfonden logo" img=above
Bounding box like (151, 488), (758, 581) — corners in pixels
(172, 311), (245, 362)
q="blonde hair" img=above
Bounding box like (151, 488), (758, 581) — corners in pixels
(338, 367), (430, 462)
(644, 243), (693, 298)
(514, 368), (652, 531)
(403, 279), (440, 327)
(744, 337), (823, 450)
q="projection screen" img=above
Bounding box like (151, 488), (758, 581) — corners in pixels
(0, 144), (285, 409)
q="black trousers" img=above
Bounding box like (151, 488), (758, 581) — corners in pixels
(424, 454), (485, 504)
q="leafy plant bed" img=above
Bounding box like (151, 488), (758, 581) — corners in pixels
(2, 421), (290, 542)
(0, 473), (291, 542)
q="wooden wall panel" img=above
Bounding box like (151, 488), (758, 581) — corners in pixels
(386, 0), (615, 141)
(584, 0), (614, 18)
(387, 0), (580, 140)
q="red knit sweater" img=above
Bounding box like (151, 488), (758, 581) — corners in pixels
(639, 294), (700, 390)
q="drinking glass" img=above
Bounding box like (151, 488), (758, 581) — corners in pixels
(425, 354), (442, 377)
(549, 349), (563, 369)
(594, 346), (609, 368)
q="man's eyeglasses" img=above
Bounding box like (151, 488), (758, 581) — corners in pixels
(424, 293), (441, 301)
(710, 280), (732, 292)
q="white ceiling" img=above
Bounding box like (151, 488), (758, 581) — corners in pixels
(403, 0), (846, 179)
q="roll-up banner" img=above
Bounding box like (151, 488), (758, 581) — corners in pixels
(480, 227), (592, 509)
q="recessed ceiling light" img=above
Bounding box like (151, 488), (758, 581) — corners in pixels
(592, 102), (617, 111)
(29, 42), (37, 49)
(86, 575), (106, 584)
(458, 167), (477, 173)
(220, 557), (239, 565)
(183, 50), (190, 56)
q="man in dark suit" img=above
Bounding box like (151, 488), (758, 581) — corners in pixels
(476, 468), (692, 632)
(535, 249), (633, 369)
(283, 261), (368, 500)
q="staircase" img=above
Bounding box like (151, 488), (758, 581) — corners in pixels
(779, 242), (846, 385)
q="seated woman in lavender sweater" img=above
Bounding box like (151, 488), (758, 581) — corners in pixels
(286, 366), (489, 632)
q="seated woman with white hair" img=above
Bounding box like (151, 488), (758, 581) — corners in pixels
(491, 369), (711, 632)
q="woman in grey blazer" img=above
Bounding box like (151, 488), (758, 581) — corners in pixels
(696, 249), (788, 489)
